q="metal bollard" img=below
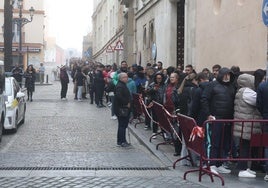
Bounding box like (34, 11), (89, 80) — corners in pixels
(46, 74), (48, 84)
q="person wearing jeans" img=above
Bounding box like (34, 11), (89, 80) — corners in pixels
(114, 72), (131, 147)
(74, 67), (85, 102)
(257, 79), (268, 181)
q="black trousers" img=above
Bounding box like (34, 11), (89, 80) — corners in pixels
(95, 86), (104, 105)
(61, 81), (68, 98)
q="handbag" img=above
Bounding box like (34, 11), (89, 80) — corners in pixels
(118, 107), (129, 117)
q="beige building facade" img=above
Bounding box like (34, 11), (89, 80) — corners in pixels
(117, 0), (267, 72)
(92, 0), (125, 65)
(133, 0), (178, 67)
(0, 0), (45, 70)
(194, 0), (266, 72)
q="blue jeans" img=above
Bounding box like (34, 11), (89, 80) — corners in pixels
(77, 86), (83, 99)
(117, 115), (129, 144)
(263, 124), (268, 173)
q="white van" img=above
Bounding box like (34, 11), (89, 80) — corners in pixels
(0, 60), (6, 141)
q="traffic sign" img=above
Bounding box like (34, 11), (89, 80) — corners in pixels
(106, 45), (114, 53)
(262, 0), (268, 26)
(114, 40), (124, 51)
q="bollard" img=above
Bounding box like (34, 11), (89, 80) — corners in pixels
(46, 74), (48, 84)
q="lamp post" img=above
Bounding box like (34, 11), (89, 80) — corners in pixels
(12, 0), (34, 67)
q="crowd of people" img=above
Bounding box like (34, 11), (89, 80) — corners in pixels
(64, 59), (268, 181)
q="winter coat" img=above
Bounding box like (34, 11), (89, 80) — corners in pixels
(257, 81), (268, 119)
(11, 67), (23, 82)
(74, 71), (85, 86)
(233, 74), (262, 140)
(201, 67), (236, 119)
(94, 70), (105, 88)
(146, 82), (165, 104)
(173, 81), (198, 116)
(60, 69), (69, 83)
(24, 71), (36, 92)
(114, 80), (131, 116)
(190, 81), (210, 125)
(127, 78), (137, 95)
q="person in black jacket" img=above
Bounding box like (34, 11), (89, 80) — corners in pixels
(146, 72), (165, 137)
(94, 64), (105, 107)
(11, 63), (23, 87)
(60, 65), (69, 100)
(114, 72), (131, 147)
(201, 67), (236, 174)
(24, 65), (36, 102)
(190, 72), (210, 125)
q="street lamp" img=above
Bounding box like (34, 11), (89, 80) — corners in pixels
(12, 0), (34, 66)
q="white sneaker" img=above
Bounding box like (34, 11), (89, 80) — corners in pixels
(210, 165), (219, 175)
(246, 168), (256, 175)
(264, 174), (268, 181)
(217, 165), (231, 174)
(238, 170), (256, 178)
(151, 133), (157, 139)
(111, 115), (117, 120)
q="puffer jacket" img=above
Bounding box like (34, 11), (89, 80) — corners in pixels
(114, 80), (131, 116)
(201, 67), (236, 119)
(233, 74), (262, 140)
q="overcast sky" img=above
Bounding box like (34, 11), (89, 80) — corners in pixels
(45, 0), (93, 51)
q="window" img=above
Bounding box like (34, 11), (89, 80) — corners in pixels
(143, 25), (147, 49)
(149, 20), (154, 47)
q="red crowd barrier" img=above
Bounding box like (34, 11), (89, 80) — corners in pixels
(130, 93), (145, 127)
(175, 114), (268, 186)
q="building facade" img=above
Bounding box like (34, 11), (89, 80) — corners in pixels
(193, 0), (266, 72)
(116, 0), (267, 72)
(0, 0), (45, 70)
(92, 0), (125, 65)
(82, 33), (93, 61)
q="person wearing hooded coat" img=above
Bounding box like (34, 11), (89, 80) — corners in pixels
(201, 67), (236, 174)
(233, 73), (262, 178)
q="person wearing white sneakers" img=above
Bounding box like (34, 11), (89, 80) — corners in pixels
(210, 165), (231, 175)
(233, 74), (262, 178)
(202, 68), (236, 175)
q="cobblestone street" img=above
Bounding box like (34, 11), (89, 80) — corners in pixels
(0, 81), (267, 187)
(0, 81), (207, 187)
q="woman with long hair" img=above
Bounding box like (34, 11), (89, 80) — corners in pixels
(24, 64), (36, 102)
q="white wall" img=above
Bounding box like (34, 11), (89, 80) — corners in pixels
(135, 0), (177, 67)
(195, 0), (266, 72)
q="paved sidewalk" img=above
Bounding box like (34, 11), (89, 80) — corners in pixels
(0, 81), (266, 187)
(128, 112), (268, 187)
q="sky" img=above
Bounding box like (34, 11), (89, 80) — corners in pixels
(45, 0), (94, 52)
